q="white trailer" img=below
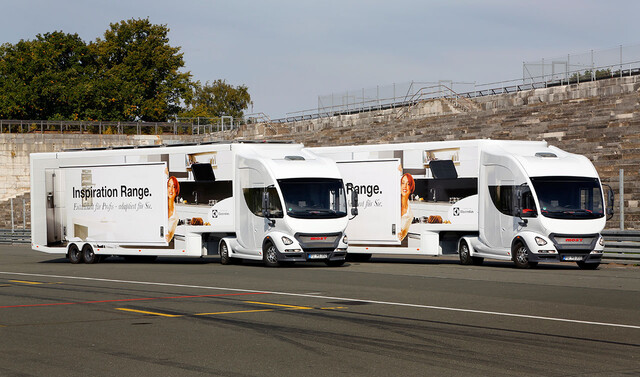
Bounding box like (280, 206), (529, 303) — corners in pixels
(30, 141), (349, 266)
(313, 140), (614, 269)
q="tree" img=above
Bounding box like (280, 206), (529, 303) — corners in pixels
(0, 18), (251, 123)
(0, 31), (96, 119)
(180, 79), (252, 120)
(92, 18), (191, 121)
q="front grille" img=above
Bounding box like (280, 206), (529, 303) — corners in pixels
(295, 233), (341, 250)
(550, 233), (598, 251)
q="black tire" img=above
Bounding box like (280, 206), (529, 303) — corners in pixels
(325, 259), (346, 267)
(513, 243), (537, 269)
(459, 241), (473, 265)
(347, 253), (372, 262)
(577, 261), (600, 270)
(82, 244), (99, 264)
(263, 242), (280, 267)
(219, 242), (231, 265)
(68, 244), (83, 264)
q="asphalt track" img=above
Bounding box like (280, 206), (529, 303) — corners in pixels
(0, 244), (638, 376)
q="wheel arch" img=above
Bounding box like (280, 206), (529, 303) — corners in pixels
(511, 236), (529, 260)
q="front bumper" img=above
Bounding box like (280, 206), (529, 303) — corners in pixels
(277, 249), (347, 262)
(527, 251), (602, 264)
(518, 232), (604, 264)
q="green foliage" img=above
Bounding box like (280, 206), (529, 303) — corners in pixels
(0, 18), (248, 123)
(0, 31), (95, 119)
(93, 18), (191, 121)
(569, 68), (612, 82)
(180, 80), (252, 119)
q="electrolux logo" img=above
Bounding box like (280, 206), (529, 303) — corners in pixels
(453, 207), (474, 216)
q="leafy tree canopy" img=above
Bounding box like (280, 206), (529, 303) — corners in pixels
(0, 18), (251, 122)
(180, 80), (252, 120)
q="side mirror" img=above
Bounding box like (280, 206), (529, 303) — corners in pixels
(514, 185), (532, 225)
(350, 190), (359, 217)
(514, 187), (524, 218)
(603, 184), (615, 219)
(262, 189), (270, 218)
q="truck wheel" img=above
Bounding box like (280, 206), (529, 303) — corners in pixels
(68, 244), (83, 264)
(263, 242), (280, 267)
(82, 244), (99, 264)
(325, 260), (346, 267)
(219, 242), (231, 265)
(513, 243), (537, 268)
(577, 261), (600, 270)
(459, 241), (473, 265)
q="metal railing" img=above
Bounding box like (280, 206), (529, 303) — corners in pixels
(602, 230), (640, 264)
(275, 59), (640, 124)
(0, 116), (243, 135)
(0, 229), (30, 244)
(523, 44), (640, 84)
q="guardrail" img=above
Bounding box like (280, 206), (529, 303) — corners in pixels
(602, 230), (640, 264)
(0, 229), (30, 245)
(2, 229), (638, 264)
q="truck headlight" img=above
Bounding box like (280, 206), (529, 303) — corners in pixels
(282, 236), (293, 245)
(535, 237), (547, 246)
(342, 235), (348, 245)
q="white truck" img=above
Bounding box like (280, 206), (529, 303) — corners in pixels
(30, 141), (350, 266)
(313, 139), (614, 269)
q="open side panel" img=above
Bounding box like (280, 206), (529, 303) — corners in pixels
(45, 168), (65, 246)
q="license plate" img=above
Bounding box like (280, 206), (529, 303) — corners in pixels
(308, 254), (328, 259)
(563, 255), (582, 261)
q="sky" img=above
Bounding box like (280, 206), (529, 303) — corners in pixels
(2, 0), (639, 119)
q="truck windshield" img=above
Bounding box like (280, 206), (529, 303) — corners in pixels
(530, 177), (604, 219)
(277, 178), (347, 219)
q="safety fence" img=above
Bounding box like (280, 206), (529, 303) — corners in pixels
(0, 115), (257, 135)
(279, 59), (640, 123)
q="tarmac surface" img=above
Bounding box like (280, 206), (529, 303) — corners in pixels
(0, 245), (638, 376)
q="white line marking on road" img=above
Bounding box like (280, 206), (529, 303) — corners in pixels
(1, 271), (639, 330)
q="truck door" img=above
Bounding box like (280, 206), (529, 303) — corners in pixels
(238, 167), (276, 255)
(482, 164), (517, 251)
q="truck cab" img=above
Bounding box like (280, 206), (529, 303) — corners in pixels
(221, 144), (349, 266)
(465, 143), (612, 269)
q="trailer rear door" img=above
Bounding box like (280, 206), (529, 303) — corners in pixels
(62, 163), (168, 245)
(337, 159), (401, 245)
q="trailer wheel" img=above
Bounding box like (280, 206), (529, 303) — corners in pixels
(263, 242), (280, 267)
(577, 261), (600, 270)
(82, 244), (99, 264)
(513, 243), (537, 269)
(68, 244), (83, 264)
(458, 241), (473, 265)
(219, 242), (231, 265)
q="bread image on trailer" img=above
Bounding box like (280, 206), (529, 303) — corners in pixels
(30, 141), (349, 267)
(312, 139), (614, 269)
